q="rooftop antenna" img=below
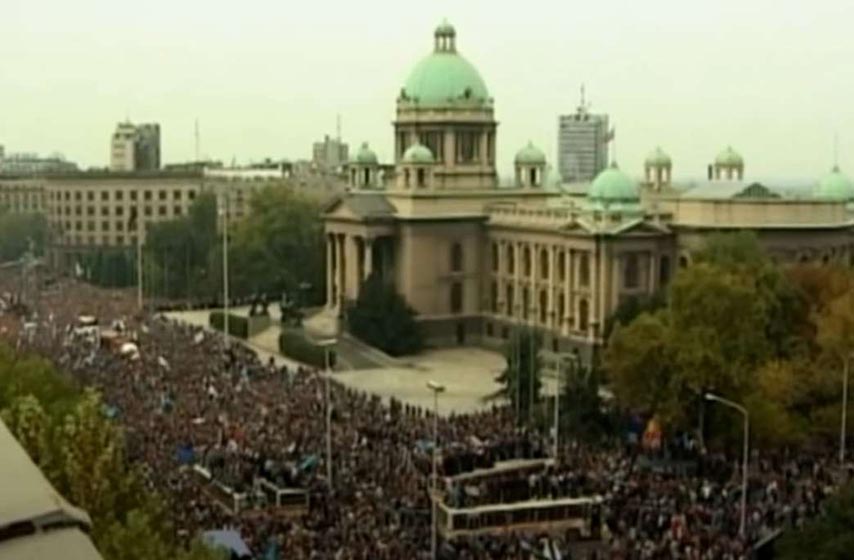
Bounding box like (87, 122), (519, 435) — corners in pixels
(336, 113), (342, 143)
(578, 84), (591, 114)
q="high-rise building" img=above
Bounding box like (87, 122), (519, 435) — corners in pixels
(312, 135), (348, 171)
(110, 122), (161, 172)
(557, 91), (610, 182)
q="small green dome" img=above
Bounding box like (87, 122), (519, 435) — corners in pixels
(588, 164), (639, 201)
(645, 146), (672, 167)
(815, 166), (854, 200)
(402, 143), (435, 164)
(401, 23), (490, 108)
(715, 146), (744, 167)
(354, 142), (378, 165)
(435, 18), (456, 36)
(514, 141), (546, 165)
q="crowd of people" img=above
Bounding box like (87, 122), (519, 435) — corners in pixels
(0, 277), (846, 559)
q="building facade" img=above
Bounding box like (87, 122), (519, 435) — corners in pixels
(324, 22), (854, 361)
(557, 100), (610, 183)
(0, 153), (78, 176)
(312, 135), (349, 172)
(110, 122), (161, 172)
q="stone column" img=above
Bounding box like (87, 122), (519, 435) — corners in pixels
(530, 243), (538, 323)
(337, 234), (346, 309)
(514, 240), (522, 321)
(565, 248), (572, 336)
(326, 234), (335, 308)
(647, 251), (656, 294)
(364, 237), (374, 281)
(549, 245), (557, 331)
(589, 245), (599, 341)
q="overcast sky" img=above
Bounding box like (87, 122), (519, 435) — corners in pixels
(2, 0), (853, 180)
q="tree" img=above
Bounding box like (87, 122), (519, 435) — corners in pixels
(560, 362), (612, 442)
(777, 483), (854, 560)
(491, 328), (542, 422)
(0, 210), (47, 262)
(229, 185), (326, 304)
(347, 274), (422, 356)
(602, 290), (666, 342)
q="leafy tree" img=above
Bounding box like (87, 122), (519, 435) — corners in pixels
(560, 361), (612, 442)
(602, 291), (666, 342)
(491, 328), (542, 422)
(0, 210), (47, 261)
(347, 273), (422, 356)
(229, 185), (326, 304)
(777, 483), (854, 560)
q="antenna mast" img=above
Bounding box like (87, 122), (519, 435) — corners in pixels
(194, 119), (200, 163)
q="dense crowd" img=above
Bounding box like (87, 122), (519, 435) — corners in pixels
(0, 277), (846, 559)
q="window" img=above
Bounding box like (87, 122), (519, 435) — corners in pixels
(101, 221), (109, 231)
(101, 191), (109, 201)
(523, 246), (532, 277)
(624, 253), (639, 289)
(75, 221), (82, 231)
(404, 169), (410, 188)
(87, 191), (94, 201)
(130, 191), (138, 201)
(558, 251), (566, 281)
(188, 191), (196, 200)
(115, 190), (123, 201)
(159, 190), (167, 200)
(456, 130), (480, 163)
(417, 168), (425, 188)
(450, 242), (463, 272)
(101, 207), (110, 216)
(490, 281), (498, 313)
(579, 299), (589, 332)
(507, 245), (515, 275)
(558, 293), (566, 323)
(540, 248), (549, 280)
(506, 284), (514, 316)
(87, 221), (95, 232)
(659, 255), (671, 286)
(158, 206), (167, 216)
(144, 206), (152, 217)
(174, 206), (182, 216)
(174, 190), (182, 200)
(144, 190), (152, 201)
(539, 290), (548, 324)
(75, 192), (82, 201)
(579, 253), (590, 287)
(522, 287), (530, 319)
(116, 221), (124, 231)
(501, 327), (509, 340)
(116, 235), (124, 245)
(486, 323), (494, 337)
(450, 282), (463, 314)
(491, 242), (499, 272)
(87, 206), (95, 216)
(115, 206), (124, 216)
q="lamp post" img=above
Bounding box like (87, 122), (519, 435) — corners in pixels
(705, 392), (749, 536)
(554, 353), (579, 463)
(426, 380), (446, 560)
(219, 199), (230, 349)
(318, 339), (337, 488)
(841, 353), (851, 465)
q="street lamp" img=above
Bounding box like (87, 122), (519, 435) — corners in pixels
(705, 392), (749, 537)
(426, 380), (446, 560)
(317, 338), (337, 487)
(554, 352), (580, 462)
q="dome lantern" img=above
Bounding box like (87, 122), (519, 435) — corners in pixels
(514, 141), (547, 188)
(815, 165), (854, 200)
(349, 142), (379, 189)
(434, 19), (456, 52)
(712, 146), (745, 180)
(587, 163), (641, 212)
(644, 146), (672, 190)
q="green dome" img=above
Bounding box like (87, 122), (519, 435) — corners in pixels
(715, 146), (744, 167)
(401, 24), (490, 107)
(514, 141), (546, 165)
(588, 164), (639, 201)
(815, 166), (854, 200)
(354, 142), (378, 165)
(645, 146), (672, 167)
(402, 143), (435, 164)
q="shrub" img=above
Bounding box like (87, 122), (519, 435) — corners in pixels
(347, 274), (422, 356)
(278, 330), (335, 369)
(209, 312), (249, 339)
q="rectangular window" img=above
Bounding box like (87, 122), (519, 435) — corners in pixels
(159, 190), (167, 200)
(116, 221), (124, 231)
(144, 206), (152, 216)
(579, 253), (591, 287)
(130, 191), (138, 201)
(158, 206), (167, 216)
(174, 190), (182, 200)
(144, 190), (152, 201)
(101, 191), (109, 201)
(101, 207), (110, 216)
(101, 221), (109, 230)
(115, 206), (124, 216)
(87, 206), (95, 216)
(87, 191), (94, 201)
(115, 190), (124, 201)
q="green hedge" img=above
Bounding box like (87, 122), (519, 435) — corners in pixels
(209, 311), (249, 339)
(278, 330), (336, 369)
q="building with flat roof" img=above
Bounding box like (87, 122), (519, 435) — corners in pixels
(557, 91), (610, 183)
(323, 21), (854, 361)
(109, 122), (161, 172)
(312, 135), (348, 172)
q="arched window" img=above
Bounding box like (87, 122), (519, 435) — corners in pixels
(363, 168), (370, 186)
(417, 168), (425, 188)
(522, 287), (530, 320)
(491, 242), (499, 272)
(679, 254), (690, 269)
(490, 281), (498, 313)
(450, 242), (463, 272)
(540, 248), (549, 280)
(450, 282), (463, 314)
(507, 245), (515, 274)
(558, 293), (566, 323)
(624, 253), (639, 289)
(539, 290), (548, 324)
(404, 169), (410, 188)
(579, 253), (590, 287)
(529, 168), (538, 187)
(579, 299), (589, 332)
(506, 284), (514, 316)
(523, 246), (532, 277)
(557, 251), (566, 282)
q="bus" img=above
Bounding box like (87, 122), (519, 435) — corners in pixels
(255, 478), (309, 517)
(447, 458), (554, 488)
(436, 495), (604, 540)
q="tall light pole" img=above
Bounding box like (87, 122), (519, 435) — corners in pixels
(841, 353), (851, 465)
(554, 354), (578, 463)
(219, 198), (230, 348)
(426, 380), (446, 560)
(318, 339), (337, 488)
(705, 392), (749, 536)
(136, 224), (143, 311)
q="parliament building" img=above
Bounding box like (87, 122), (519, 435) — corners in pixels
(324, 22), (854, 359)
